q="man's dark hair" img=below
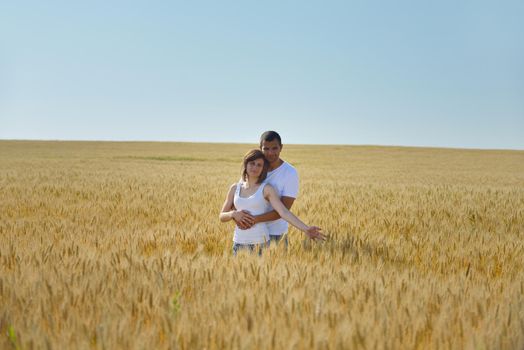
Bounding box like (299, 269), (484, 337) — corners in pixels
(259, 131), (282, 147)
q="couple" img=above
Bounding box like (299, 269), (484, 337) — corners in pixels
(219, 131), (326, 255)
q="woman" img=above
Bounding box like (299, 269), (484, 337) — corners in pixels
(219, 149), (323, 255)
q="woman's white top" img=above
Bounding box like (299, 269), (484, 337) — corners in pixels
(233, 182), (270, 244)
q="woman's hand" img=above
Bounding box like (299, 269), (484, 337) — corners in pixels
(232, 210), (255, 230)
(305, 226), (326, 241)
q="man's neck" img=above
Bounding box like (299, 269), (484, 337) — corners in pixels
(268, 159), (284, 172)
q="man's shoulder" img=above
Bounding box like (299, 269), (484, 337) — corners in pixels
(282, 161), (298, 177)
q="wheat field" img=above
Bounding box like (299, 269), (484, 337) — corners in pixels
(0, 140), (523, 349)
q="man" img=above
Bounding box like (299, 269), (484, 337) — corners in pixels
(232, 131), (325, 243)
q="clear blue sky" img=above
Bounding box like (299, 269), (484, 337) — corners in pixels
(1, 1), (523, 149)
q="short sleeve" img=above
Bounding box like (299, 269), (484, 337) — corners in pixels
(281, 167), (299, 198)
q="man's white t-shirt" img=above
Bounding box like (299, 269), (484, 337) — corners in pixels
(264, 161), (299, 236)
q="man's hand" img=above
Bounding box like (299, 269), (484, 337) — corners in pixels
(305, 226), (326, 241)
(232, 210), (255, 230)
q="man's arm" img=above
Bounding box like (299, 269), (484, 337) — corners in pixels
(232, 205), (255, 229)
(253, 196), (295, 224)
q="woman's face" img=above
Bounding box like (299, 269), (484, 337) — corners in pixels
(246, 158), (265, 178)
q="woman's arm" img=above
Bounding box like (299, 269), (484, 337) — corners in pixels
(219, 184), (237, 222)
(263, 185), (324, 239)
(253, 197), (295, 224)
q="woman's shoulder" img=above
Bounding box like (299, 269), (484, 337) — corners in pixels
(228, 183), (238, 193)
(262, 183), (276, 194)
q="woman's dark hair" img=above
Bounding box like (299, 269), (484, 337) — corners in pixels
(241, 149), (269, 184)
(259, 131), (282, 147)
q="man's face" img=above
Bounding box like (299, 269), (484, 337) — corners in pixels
(260, 139), (282, 163)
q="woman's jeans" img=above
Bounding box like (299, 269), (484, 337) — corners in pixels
(232, 242), (270, 256)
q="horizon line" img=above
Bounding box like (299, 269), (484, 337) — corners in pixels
(1, 138), (523, 152)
